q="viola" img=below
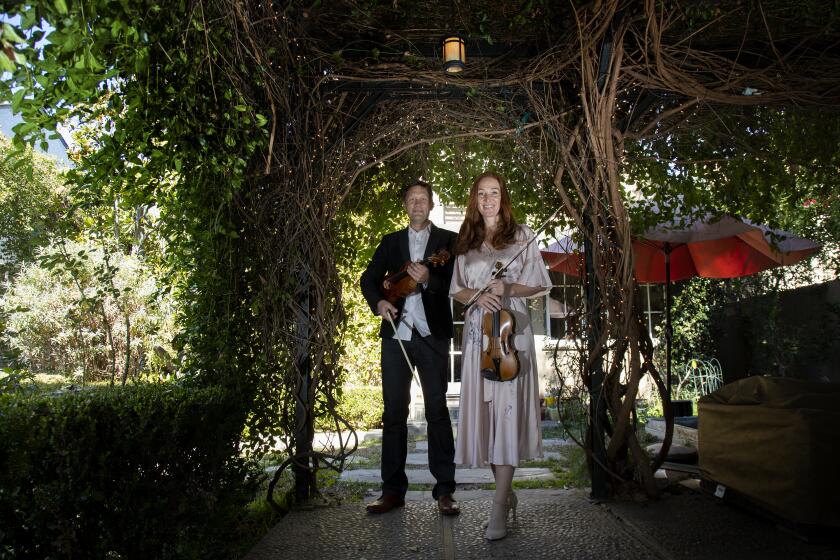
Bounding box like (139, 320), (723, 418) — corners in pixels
(382, 249), (451, 304)
(480, 262), (520, 382)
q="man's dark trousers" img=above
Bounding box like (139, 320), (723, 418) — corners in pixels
(380, 330), (455, 500)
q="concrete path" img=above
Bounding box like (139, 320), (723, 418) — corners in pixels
(604, 488), (838, 560)
(340, 466), (556, 484)
(245, 488), (839, 560)
(245, 489), (661, 560)
(251, 420), (839, 560)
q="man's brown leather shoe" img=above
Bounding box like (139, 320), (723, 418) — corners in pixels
(366, 494), (405, 514)
(437, 494), (460, 516)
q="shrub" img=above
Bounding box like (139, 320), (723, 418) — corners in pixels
(0, 383), (259, 560)
(339, 285), (382, 386)
(0, 240), (179, 383)
(0, 368), (36, 396)
(317, 385), (383, 432)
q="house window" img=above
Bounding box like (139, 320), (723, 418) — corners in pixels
(539, 269), (665, 340)
(542, 270), (581, 339)
(443, 205), (465, 225)
(640, 283), (665, 338)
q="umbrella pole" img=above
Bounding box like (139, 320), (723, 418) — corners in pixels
(665, 242), (672, 402)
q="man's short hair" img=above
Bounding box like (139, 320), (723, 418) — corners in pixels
(401, 180), (433, 203)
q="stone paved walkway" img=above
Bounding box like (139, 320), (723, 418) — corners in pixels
(245, 487), (838, 560)
(245, 489), (660, 560)
(249, 421), (839, 559)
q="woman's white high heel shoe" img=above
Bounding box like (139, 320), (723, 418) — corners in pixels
(484, 499), (509, 540)
(482, 491), (517, 529)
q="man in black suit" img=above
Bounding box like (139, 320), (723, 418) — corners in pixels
(360, 180), (460, 516)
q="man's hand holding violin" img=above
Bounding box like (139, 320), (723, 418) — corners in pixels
(405, 262), (430, 284)
(378, 261), (430, 320)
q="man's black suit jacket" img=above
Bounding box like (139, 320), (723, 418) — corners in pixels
(360, 224), (457, 339)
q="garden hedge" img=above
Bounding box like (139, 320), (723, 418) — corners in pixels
(0, 383), (258, 559)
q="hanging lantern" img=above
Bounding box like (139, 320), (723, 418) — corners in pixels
(441, 35), (466, 73)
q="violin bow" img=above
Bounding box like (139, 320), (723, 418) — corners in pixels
(463, 205), (564, 311)
(384, 313), (421, 386)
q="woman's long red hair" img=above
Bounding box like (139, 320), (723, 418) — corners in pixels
(454, 171), (518, 255)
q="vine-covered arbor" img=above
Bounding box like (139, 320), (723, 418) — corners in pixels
(4, 0), (840, 506)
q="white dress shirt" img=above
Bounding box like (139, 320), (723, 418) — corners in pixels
(395, 224), (432, 340)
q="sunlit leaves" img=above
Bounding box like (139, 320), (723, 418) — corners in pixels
(0, 138), (70, 279)
(2, 22), (26, 44)
(0, 1), (270, 392)
(0, 22), (28, 70)
(625, 106), (840, 223)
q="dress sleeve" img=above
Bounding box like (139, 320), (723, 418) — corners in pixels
(449, 253), (469, 297)
(515, 225), (552, 297)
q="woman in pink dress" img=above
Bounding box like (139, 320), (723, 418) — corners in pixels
(449, 171), (551, 540)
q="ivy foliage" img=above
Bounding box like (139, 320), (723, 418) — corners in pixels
(1, 1), (269, 392)
(658, 277), (723, 374)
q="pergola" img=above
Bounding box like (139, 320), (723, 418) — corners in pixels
(227, 1), (840, 506)
(5, 0), (840, 507)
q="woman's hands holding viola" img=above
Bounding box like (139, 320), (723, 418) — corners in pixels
(475, 292), (501, 312)
(487, 279), (505, 296)
(475, 279), (506, 312)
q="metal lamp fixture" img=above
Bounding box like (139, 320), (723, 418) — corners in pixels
(442, 35), (466, 73)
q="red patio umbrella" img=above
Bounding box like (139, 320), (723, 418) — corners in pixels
(541, 236), (585, 276)
(634, 215), (821, 282)
(542, 215), (821, 398)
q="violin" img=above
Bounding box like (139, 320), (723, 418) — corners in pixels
(480, 262), (520, 382)
(382, 249), (451, 304)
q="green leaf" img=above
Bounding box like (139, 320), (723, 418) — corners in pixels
(11, 88), (26, 111)
(0, 51), (16, 72)
(85, 48), (104, 72)
(22, 7), (38, 28)
(54, 0), (69, 15)
(110, 20), (123, 38)
(2, 23), (26, 44)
